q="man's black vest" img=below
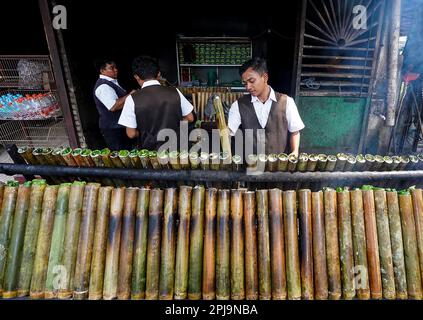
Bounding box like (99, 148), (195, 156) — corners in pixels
(93, 78), (127, 129)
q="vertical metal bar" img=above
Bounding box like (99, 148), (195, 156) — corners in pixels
(293, 0), (307, 100)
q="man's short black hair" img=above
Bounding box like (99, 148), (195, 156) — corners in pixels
(94, 58), (115, 73)
(132, 55), (160, 80)
(239, 57), (268, 76)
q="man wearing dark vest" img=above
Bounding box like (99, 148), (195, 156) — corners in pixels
(118, 55), (194, 150)
(93, 59), (134, 150)
(228, 57), (304, 158)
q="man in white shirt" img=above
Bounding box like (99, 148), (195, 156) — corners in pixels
(119, 56), (194, 150)
(228, 58), (305, 158)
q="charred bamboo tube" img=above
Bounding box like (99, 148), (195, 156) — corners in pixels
(283, 190), (301, 300)
(90, 150), (114, 186)
(0, 186), (20, 296)
(203, 188), (217, 300)
(159, 188), (178, 300)
(18, 146), (39, 164)
(408, 155), (419, 170)
(411, 188), (423, 287)
(61, 147), (77, 166)
(397, 156), (410, 171)
(50, 148), (65, 166)
(174, 186), (192, 300)
(350, 189), (370, 300)
(307, 154), (318, 172)
(334, 153), (347, 172)
(278, 153), (289, 172)
(200, 152), (210, 170)
(325, 155), (337, 172)
(210, 153), (220, 171)
(103, 187), (125, 300)
(297, 154), (309, 172)
(131, 188), (150, 300)
(287, 155), (298, 172)
(244, 191), (259, 300)
(299, 189), (313, 300)
(311, 191), (328, 300)
(179, 151), (190, 170)
(373, 188), (396, 299)
(72, 183), (101, 300)
(71, 148), (86, 167)
(188, 186), (205, 300)
(129, 149), (142, 168)
(169, 151), (181, 170)
(219, 152), (232, 171)
(381, 156), (393, 171)
(56, 181), (86, 299)
(354, 154), (366, 171)
(323, 188), (342, 300)
(269, 189), (287, 300)
(373, 155), (384, 171)
(110, 151), (125, 169)
(344, 156), (357, 172)
(158, 151), (171, 170)
(138, 149), (151, 169)
(189, 152), (200, 170)
(216, 189), (230, 300)
(145, 189), (164, 300)
(362, 186), (382, 299)
(149, 151), (162, 170)
(88, 186), (113, 300)
(230, 189), (245, 300)
(391, 156), (401, 171)
(32, 148), (48, 165)
(317, 154), (328, 171)
(42, 148), (58, 165)
(386, 190), (408, 299)
(16, 180), (46, 297)
(81, 149), (96, 167)
(118, 150), (133, 169)
(117, 187), (138, 300)
(267, 154), (278, 172)
(364, 154), (375, 171)
(399, 190), (423, 299)
(30, 185), (59, 299)
(337, 189), (356, 299)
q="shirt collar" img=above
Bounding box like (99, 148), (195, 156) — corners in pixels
(99, 74), (118, 83)
(142, 80), (161, 88)
(250, 86), (277, 103)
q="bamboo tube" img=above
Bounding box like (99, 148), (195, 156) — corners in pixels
(71, 148), (86, 167)
(232, 155), (243, 172)
(52, 148), (67, 166)
(16, 180), (46, 297)
(411, 188), (423, 287)
(364, 154), (375, 171)
(110, 151), (125, 169)
(118, 150), (134, 169)
(307, 154), (318, 172)
(325, 155), (337, 172)
(56, 181), (86, 299)
(350, 189), (371, 300)
(267, 154), (279, 172)
(61, 147), (77, 166)
(72, 183), (100, 300)
(189, 152), (200, 170)
(391, 156), (401, 171)
(287, 155), (298, 172)
(129, 149), (142, 168)
(297, 154), (309, 172)
(399, 191), (423, 299)
(317, 154), (328, 171)
(103, 187), (125, 300)
(188, 186), (205, 300)
(159, 188), (178, 300)
(117, 187), (138, 300)
(18, 146), (39, 164)
(323, 188), (342, 300)
(219, 152), (232, 171)
(32, 148), (48, 165)
(131, 188), (150, 300)
(138, 149), (151, 169)
(200, 152), (210, 171)
(169, 151), (181, 170)
(334, 153), (347, 171)
(247, 154), (258, 172)
(202, 188), (217, 300)
(30, 185), (59, 299)
(373, 155), (384, 171)
(230, 189), (245, 300)
(344, 156), (357, 172)
(311, 191), (328, 300)
(44, 183), (71, 299)
(269, 189), (287, 300)
(216, 189), (230, 300)
(81, 149), (96, 167)
(278, 153), (289, 172)
(243, 191), (259, 300)
(354, 154), (366, 171)
(283, 190), (301, 300)
(213, 96), (232, 159)
(373, 188), (396, 300)
(299, 189), (313, 300)
(362, 187), (383, 299)
(1, 183), (28, 298)
(179, 151), (190, 170)
(158, 151), (171, 170)
(210, 153), (220, 171)
(174, 186), (192, 300)
(90, 150), (115, 186)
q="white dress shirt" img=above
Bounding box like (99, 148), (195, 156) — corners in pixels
(228, 86), (305, 136)
(118, 80), (194, 128)
(94, 75), (125, 110)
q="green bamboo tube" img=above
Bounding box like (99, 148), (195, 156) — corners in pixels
(311, 191), (328, 300)
(362, 187), (382, 299)
(174, 186), (192, 299)
(200, 152), (210, 170)
(373, 188), (396, 299)
(229, 189), (245, 300)
(411, 188), (423, 287)
(306, 154), (318, 172)
(149, 151), (162, 170)
(189, 152), (200, 170)
(159, 188), (178, 300)
(45, 183), (71, 299)
(56, 181), (86, 299)
(244, 191), (258, 300)
(18, 146), (38, 165)
(169, 151), (181, 170)
(52, 147), (67, 166)
(283, 190), (301, 300)
(90, 150), (114, 186)
(72, 183), (100, 300)
(60, 147), (77, 166)
(131, 188), (150, 300)
(299, 189), (313, 300)
(32, 148), (48, 165)
(269, 189), (287, 300)
(297, 154), (309, 172)
(287, 155), (298, 172)
(71, 148), (86, 167)
(145, 189), (164, 300)
(118, 150), (133, 169)
(350, 189), (370, 300)
(103, 187), (125, 300)
(399, 191), (423, 299)
(317, 154), (328, 171)
(0, 186), (20, 298)
(138, 149), (151, 169)
(202, 188), (217, 300)
(100, 148), (125, 187)
(117, 187), (138, 300)
(30, 185), (59, 299)
(354, 154), (366, 171)
(344, 156), (357, 172)
(278, 153), (289, 172)
(386, 190), (408, 299)
(16, 180), (46, 297)
(232, 155), (242, 172)
(129, 149), (142, 168)
(88, 186), (112, 300)
(323, 188), (342, 300)
(179, 151), (190, 170)
(219, 152), (232, 171)
(337, 189), (356, 299)
(158, 151), (171, 170)
(1, 183), (28, 298)
(81, 149), (96, 167)
(188, 185), (205, 300)
(110, 151), (125, 169)
(267, 154), (278, 172)
(325, 155), (337, 172)
(216, 189), (230, 300)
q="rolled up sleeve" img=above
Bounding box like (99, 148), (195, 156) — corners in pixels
(95, 84), (118, 110)
(286, 97), (305, 132)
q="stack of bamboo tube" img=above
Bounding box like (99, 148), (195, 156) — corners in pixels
(1, 179), (423, 300)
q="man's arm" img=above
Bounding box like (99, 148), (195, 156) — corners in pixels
(289, 131), (300, 157)
(126, 127), (139, 139)
(110, 90), (137, 112)
(183, 112), (194, 122)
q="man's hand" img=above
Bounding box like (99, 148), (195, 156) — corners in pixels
(289, 131), (301, 157)
(289, 150), (299, 158)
